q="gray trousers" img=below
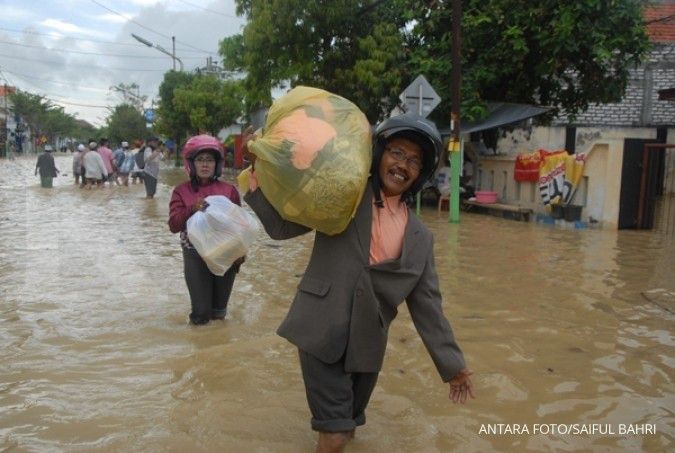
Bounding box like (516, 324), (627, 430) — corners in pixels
(299, 349), (379, 432)
(183, 247), (237, 324)
(144, 174), (157, 197)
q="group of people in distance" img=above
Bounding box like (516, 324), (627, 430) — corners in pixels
(169, 114), (474, 453)
(72, 136), (163, 198)
(36, 136), (164, 199)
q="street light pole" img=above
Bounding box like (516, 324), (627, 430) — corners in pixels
(131, 33), (184, 71)
(132, 33), (184, 167)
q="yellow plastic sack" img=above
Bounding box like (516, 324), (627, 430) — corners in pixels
(238, 86), (372, 235)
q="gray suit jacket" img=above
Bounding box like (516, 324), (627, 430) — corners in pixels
(244, 184), (465, 381)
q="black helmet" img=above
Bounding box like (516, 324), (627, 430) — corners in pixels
(371, 114), (443, 206)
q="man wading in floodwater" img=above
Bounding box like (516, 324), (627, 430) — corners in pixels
(35, 144), (59, 188)
(243, 114), (474, 453)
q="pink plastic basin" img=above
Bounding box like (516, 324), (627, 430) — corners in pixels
(475, 191), (498, 204)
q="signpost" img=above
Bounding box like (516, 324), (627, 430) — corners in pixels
(400, 75), (441, 118)
(400, 75), (442, 215)
(144, 109), (155, 124)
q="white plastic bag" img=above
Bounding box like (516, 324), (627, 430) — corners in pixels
(187, 195), (260, 276)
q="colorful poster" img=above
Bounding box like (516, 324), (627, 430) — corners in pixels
(538, 151), (586, 207)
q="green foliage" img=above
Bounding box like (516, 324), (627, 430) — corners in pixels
(221, 0), (408, 121)
(9, 90), (79, 142)
(155, 71), (195, 143)
(105, 104), (147, 144)
(430, 0), (650, 120)
(224, 0), (649, 123)
(73, 121), (97, 142)
(172, 75), (244, 135)
(155, 71), (244, 147)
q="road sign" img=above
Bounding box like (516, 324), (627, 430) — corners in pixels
(144, 109), (156, 123)
(399, 75), (441, 117)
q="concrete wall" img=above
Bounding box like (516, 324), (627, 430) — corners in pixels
(476, 141), (624, 228)
(584, 141), (624, 229)
(495, 125), (660, 157)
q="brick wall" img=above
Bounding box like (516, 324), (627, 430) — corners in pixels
(554, 43), (675, 126)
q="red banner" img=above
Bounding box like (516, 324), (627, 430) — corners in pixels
(514, 150), (543, 182)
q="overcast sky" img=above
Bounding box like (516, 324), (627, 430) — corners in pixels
(0, 0), (247, 127)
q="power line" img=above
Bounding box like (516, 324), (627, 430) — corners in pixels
(0, 26), (143, 48)
(48, 98), (112, 109)
(89, 0), (218, 55)
(0, 52), (170, 71)
(0, 40), (206, 60)
(173, 0), (239, 19)
(2, 69), (110, 92)
(0, 25), (216, 54)
(0, 68), (15, 87)
(0, 69), (112, 109)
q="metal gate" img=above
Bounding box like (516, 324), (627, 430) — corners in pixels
(651, 144), (675, 235)
(619, 141), (675, 233)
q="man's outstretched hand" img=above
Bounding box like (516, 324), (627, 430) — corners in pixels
(448, 368), (475, 404)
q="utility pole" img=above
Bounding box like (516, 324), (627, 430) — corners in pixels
(3, 83), (8, 159)
(172, 36), (176, 72)
(449, 0), (462, 223)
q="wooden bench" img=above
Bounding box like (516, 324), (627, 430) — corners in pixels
(461, 200), (533, 222)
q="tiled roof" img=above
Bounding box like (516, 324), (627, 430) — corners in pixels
(645, 4), (675, 43)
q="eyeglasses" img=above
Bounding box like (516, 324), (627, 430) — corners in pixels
(194, 157), (216, 163)
(385, 147), (423, 171)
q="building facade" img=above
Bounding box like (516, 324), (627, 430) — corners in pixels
(474, 4), (675, 230)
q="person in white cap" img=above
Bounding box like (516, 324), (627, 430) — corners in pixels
(82, 140), (108, 189)
(73, 143), (86, 185)
(35, 144), (59, 188)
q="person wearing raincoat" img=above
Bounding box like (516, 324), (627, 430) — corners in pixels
(168, 134), (245, 325)
(118, 141), (135, 186)
(243, 114), (474, 452)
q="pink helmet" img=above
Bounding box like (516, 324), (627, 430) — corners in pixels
(182, 134), (225, 178)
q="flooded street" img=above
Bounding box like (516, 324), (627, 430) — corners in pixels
(1, 154), (673, 452)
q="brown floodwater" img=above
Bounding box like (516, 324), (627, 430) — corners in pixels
(1, 154), (673, 452)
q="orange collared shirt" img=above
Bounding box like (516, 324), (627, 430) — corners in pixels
(369, 193), (409, 264)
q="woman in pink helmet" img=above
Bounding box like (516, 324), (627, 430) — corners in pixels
(168, 134), (244, 325)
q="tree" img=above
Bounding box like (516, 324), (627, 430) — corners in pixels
(172, 75), (244, 135)
(155, 70), (244, 143)
(110, 83), (147, 113)
(9, 91), (50, 134)
(409, 0), (650, 121)
(221, 0), (408, 121)
(42, 106), (78, 141)
(222, 0), (649, 123)
(10, 90), (79, 144)
(155, 71), (195, 144)
(106, 104), (147, 144)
